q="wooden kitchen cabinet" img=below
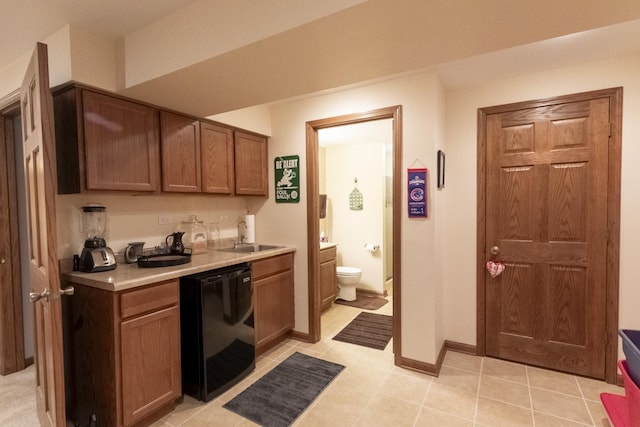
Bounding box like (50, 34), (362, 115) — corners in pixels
(160, 115), (236, 194)
(252, 253), (294, 354)
(319, 245), (337, 311)
(234, 130), (268, 196)
(201, 121), (235, 194)
(63, 279), (181, 427)
(53, 85), (160, 193)
(53, 82), (269, 197)
(160, 111), (201, 192)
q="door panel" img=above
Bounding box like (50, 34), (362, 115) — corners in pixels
(201, 122), (234, 194)
(0, 115), (26, 375)
(485, 96), (610, 379)
(21, 42), (65, 426)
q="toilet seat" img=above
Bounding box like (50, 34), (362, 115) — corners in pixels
(337, 266), (361, 276)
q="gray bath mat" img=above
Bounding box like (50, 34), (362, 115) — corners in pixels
(223, 352), (344, 426)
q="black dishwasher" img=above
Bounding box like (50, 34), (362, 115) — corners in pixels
(180, 263), (255, 401)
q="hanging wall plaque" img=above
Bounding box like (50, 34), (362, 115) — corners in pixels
(274, 155), (300, 203)
(349, 178), (363, 210)
(408, 168), (427, 218)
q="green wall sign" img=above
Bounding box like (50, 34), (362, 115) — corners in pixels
(274, 155), (300, 203)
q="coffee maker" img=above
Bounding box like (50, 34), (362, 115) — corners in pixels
(78, 204), (117, 272)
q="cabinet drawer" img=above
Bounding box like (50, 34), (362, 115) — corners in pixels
(252, 253), (293, 280)
(120, 279), (179, 319)
(319, 246), (336, 264)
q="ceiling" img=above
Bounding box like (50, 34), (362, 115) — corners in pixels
(0, 0), (197, 68)
(2, 0), (640, 116)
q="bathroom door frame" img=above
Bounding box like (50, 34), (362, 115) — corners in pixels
(305, 105), (402, 362)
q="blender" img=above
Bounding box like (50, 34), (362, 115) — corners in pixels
(79, 204), (117, 272)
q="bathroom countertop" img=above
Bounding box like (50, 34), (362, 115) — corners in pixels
(320, 242), (337, 250)
(61, 245), (296, 292)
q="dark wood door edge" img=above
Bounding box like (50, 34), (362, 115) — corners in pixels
(476, 87), (622, 384)
(0, 111), (25, 376)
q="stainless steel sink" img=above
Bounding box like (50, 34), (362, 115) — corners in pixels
(216, 244), (283, 253)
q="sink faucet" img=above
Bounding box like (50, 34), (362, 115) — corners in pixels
(236, 221), (248, 246)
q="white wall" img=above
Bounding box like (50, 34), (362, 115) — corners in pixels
(56, 193), (250, 260)
(0, 24), (118, 100)
(443, 53), (640, 362)
(324, 141), (385, 294)
(0, 26), (72, 100)
(69, 26), (117, 91)
(209, 105), (273, 137)
(261, 71), (446, 363)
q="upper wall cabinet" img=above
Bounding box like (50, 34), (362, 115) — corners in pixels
(201, 122), (235, 194)
(53, 86), (161, 193)
(160, 113), (237, 195)
(53, 83), (268, 197)
(234, 131), (268, 196)
(161, 114), (266, 196)
(160, 111), (201, 192)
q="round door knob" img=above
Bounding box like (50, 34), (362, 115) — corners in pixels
(0, 258), (5, 264)
(490, 246), (500, 255)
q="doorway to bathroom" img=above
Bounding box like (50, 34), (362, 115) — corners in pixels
(305, 106), (402, 363)
(318, 119), (394, 298)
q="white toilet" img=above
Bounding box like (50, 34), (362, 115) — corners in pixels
(336, 266), (362, 301)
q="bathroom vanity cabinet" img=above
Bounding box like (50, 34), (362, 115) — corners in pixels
(252, 253), (294, 354)
(319, 245), (337, 311)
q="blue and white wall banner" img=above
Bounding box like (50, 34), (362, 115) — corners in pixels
(408, 168), (427, 218)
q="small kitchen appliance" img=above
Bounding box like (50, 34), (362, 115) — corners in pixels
(79, 204), (116, 273)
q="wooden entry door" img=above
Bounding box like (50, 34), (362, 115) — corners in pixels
(479, 89), (621, 380)
(21, 43), (66, 426)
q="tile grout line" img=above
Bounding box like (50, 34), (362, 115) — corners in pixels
(472, 356), (484, 425)
(526, 365), (536, 427)
(575, 375), (597, 426)
(412, 374), (434, 427)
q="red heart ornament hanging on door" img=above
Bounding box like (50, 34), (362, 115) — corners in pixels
(486, 260), (505, 278)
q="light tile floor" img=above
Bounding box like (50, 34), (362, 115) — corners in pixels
(0, 296), (624, 427)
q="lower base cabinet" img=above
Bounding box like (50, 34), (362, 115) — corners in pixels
(252, 253), (295, 354)
(63, 279), (181, 427)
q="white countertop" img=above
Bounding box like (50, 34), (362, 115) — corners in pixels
(62, 245), (296, 292)
(320, 242), (337, 250)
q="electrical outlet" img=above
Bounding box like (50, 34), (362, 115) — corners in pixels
(158, 214), (173, 225)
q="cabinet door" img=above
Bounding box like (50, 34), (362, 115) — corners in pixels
(254, 270), (294, 348)
(201, 122), (234, 194)
(234, 131), (268, 196)
(120, 305), (181, 426)
(320, 258), (337, 311)
(160, 111), (201, 192)
(82, 91), (160, 191)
